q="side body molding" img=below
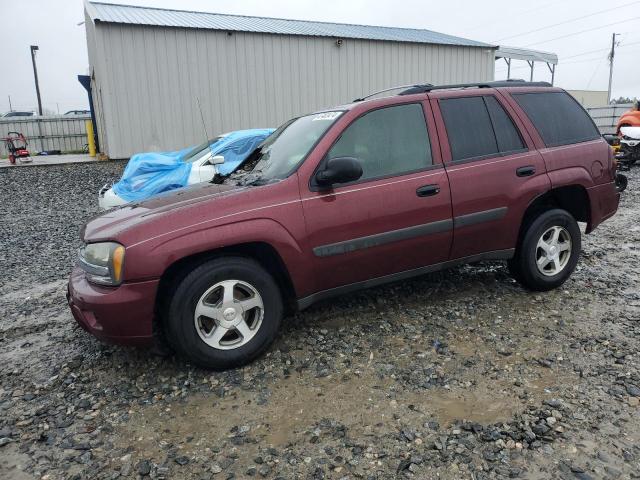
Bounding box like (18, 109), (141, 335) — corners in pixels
(313, 219), (453, 257)
(313, 208), (509, 258)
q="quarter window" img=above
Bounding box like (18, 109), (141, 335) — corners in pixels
(484, 96), (525, 153)
(512, 92), (600, 147)
(327, 103), (432, 182)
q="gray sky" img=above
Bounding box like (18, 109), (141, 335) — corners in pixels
(1, 0), (639, 113)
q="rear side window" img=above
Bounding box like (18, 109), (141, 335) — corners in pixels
(328, 103), (432, 182)
(440, 96), (524, 161)
(512, 92), (600, 147)
(440, 97), (498, 161)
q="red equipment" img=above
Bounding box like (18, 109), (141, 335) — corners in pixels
(3, 131), (33, 164)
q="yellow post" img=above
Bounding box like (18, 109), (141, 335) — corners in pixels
(85, 120), (96, 157)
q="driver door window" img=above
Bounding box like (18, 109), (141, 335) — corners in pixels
(327, 103), (433, 183)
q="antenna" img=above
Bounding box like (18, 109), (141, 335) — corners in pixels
(196, 97), (209, 141)
(196, 97), (216, 167)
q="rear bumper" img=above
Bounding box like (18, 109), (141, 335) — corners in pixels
(586, 181), (620, 232)
(67, 266), (158, 346)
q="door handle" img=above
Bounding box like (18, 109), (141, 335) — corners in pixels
(516, 166), (536, 177)
(416, 184), (440, 197)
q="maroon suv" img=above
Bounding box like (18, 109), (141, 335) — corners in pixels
(68, 81), (620, 369)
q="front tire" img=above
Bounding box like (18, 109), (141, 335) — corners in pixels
(164, 257), (283, 369)
(508, 209), (581, 291)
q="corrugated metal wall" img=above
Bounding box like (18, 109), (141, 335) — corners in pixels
(87, 21), (495, 158)
(0, 116), (90, 156)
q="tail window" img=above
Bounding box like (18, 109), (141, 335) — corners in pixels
(512, 92), (600, 147)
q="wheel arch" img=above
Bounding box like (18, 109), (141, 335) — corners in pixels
(155, 241), (298, 325)
(516, 185), (590, 249)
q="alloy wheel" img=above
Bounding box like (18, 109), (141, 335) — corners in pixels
(535, 226), (572, 276)
(194, 280), (264, 350)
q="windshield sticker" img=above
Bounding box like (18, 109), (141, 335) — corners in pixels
(312, 112), (342, 121)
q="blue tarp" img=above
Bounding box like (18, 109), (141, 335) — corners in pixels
(112, 128), (274, 202)
(212, 129), (274, 175)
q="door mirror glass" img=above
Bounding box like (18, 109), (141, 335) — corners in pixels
(315, 157), (363, 187)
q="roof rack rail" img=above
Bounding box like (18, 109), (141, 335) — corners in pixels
(405, 79), (552, 93)
(354, 79), (552, 101)
(353, 84), (434, 102)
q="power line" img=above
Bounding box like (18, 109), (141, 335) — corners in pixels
(568, 39), (640, 58)
(561, 47), (610, 61)
(560, 41), (640, 64)
(494, 0), (640, 42)
(522, 16), (640, 47)
(516, 39), (640, 63)
(562, 56), (609, 66)
(587, 57), (607, 89)
(463, 0), (567, 34)
(539, 39), (640, 62)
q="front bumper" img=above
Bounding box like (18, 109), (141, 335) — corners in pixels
(67, 266), (158, 346)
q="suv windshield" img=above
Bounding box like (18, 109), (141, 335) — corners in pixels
(240, 111), (343, 185)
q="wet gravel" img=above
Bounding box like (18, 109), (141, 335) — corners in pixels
(1, 162), (639, 479)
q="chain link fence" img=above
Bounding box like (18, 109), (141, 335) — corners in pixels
(0, 115), (90, 156)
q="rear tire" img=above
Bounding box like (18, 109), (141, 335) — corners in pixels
(163, 256), (283, 369)
(509, 209), (581, 291)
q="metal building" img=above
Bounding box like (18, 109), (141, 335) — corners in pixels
(566, 90), (609, 108)
(84, 1), (497, 158)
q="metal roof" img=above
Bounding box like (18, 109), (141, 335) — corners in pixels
(495, 46), (558, 65)
(85, 1), (494, 48)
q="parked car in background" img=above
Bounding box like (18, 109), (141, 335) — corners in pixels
(64, 110), (91, 116)
(617, 100), (640, 132)
(69, 81), (620, 370)
(98, 128), (274, 209)
(617, 126), (640, 166)
(2, 111), (35, 118)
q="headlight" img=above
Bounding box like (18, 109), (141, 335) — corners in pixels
(78, 242), (125, 286)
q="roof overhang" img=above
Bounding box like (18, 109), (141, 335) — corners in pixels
(84, 0), (496, 49)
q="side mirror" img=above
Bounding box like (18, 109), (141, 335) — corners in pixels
(315, 157), (363, 187)
(211, 155), (225, 165)
(602, 134), (619, 146)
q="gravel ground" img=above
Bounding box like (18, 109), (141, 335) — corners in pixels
(1, 162), (639, 480)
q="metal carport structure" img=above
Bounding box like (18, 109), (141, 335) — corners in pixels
(496, 46), (558, 84)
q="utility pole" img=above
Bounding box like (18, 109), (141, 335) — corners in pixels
(8, 95), (12, 112)
(607, 33), (620, 104)
(30, 45), (43, 116)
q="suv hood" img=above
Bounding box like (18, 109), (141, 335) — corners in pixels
(83, 182), (243, 241)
